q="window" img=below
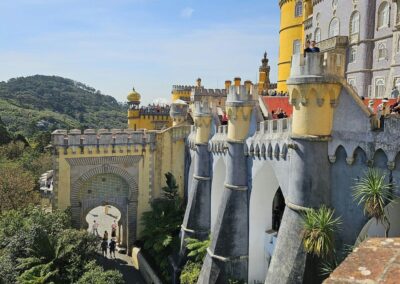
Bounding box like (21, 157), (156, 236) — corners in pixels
(329, 17), (340, 37)
(349, 47), (357, 63)
(314, 28), (321, 43)
(295, 1), (303, 17)
(375, 78), (386, 98)
(395, 77), (400, 89)
(350, 12), (360, 35)
(348, 78), (357, 92)
(377, 2), (390, 29)
(293, 39), (301, 54)
(378, 42), (388, 60)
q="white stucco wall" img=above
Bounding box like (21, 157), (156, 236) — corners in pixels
(248, 161), (280, 284)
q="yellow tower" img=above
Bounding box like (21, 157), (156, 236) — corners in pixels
(277, 0), (304, 93)
(258, 52), (271, 96)
(127, 87), (141, 130)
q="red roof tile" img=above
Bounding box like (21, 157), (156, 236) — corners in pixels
(261, 96), (292, 117)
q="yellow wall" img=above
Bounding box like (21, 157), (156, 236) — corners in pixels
(172, 90), (191, 102)
(278, 0), (303, 92)
(128, 110), (172, 130)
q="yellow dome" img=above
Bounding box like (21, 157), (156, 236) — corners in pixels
(127, 87), (141, 102)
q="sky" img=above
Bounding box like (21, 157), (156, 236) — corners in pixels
(0, 0), (280, 104)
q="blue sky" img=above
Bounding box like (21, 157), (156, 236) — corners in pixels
(0, 0), (280, 104)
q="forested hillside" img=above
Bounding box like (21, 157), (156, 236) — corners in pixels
(0, 75), (127, 137)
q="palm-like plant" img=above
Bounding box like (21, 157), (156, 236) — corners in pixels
(185, 237), (210, 263)
(302, 205), (342, 258)
(352, 168), (394, 237)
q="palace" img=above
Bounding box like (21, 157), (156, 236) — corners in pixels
(48, 1), (400, 283)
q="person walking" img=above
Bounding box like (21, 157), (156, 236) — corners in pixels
(377, 98), (390, 129)
(101, 239), (108, 257)
(109, 238), (116, 259)
(111, 220), (117, 238)
(92, 220), (99, 237)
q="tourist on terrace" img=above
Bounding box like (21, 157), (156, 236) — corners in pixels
(377, 98), (390, 129)
(368, 100), (375, 113)
(391, 86), (399, 99)
(390, 96), (400, 114)
(310, 40), (320, 53)
(304, 40), (312, 54)
(103, 230), (109, 240)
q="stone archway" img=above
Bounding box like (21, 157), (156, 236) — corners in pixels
(70, 165), (138, 250)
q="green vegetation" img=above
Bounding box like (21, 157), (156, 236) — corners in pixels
(0, 75), (127, 137)
(180, 237), (210, 284)
(140, 172), (184, 282)
(0, 207), (124, 284)
(352, 168), (395, 237)
(302, 205), (342, 258)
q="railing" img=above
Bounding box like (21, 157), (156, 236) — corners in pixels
(258, 118), (292, 135)
(318, 36), (348, 52)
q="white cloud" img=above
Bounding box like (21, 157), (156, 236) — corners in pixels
(180, 7), (194, 19)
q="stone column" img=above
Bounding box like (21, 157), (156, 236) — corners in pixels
(198, 82), (256, 283)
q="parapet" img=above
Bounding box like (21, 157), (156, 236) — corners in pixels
(287, 52), (345, 84)
(172, 85), (194, 93)
(226, 84), (258, 105)
(194, 100), (212, 117)
(170, 100), (189, 117)
(191, 87), (227, 102)
(51, 129), (157, 148)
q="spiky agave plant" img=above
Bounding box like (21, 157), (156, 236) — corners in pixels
(352, 168), (394, 237)
(302, 205), (342, 258)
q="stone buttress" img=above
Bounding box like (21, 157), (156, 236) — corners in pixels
(198, 79), (257, 283)
(179, 99), (214, 256)
(265, 52), (345, 284)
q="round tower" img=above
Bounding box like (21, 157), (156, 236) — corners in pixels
(170, 100), (189, 126)
(127, 87), (141, 130)
(277, 0), (304, 93)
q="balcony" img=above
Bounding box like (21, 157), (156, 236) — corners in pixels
(318, 36), (348, 53)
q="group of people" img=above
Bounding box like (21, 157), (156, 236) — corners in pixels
(271, 108), (289, 119)
(304, 40), (320, 54)
(92, 220), (119, 259)
(368, 96), (400, 129)
(268, 90), (289, 97)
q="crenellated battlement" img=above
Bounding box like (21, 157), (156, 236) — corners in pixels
(226, 84), (258, 104)
(52, 129), (157, 151)
(191, 87), (227, 102)
(172, 85), (194, 93)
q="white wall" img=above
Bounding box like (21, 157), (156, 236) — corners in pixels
(211, 157), (226, 232)
(248, 162), (280, 284)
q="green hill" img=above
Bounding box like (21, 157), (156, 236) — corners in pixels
(0, 75), (128, 137)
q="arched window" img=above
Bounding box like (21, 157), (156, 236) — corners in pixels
(350, 11), (360, 35)
(397, 36), (400, 53)
(349, 46), (357, 63)
(293, 39), (301, 54)
(375, 78), (386, 98)
(329, 17), (340, 37)
(378, 42), (388, 60)
(295, 1), (303, 17)
(377, 2), (390, 29)
(314, 28), (321, 43)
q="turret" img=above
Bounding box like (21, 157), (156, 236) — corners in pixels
(225, 80), (258, 142)
(170, 100), (189, 126)
(287, 52), (345, 137)
(127, 87), (141, 130)
(258, 52), (271, 95)
(193, 100), (213, 144)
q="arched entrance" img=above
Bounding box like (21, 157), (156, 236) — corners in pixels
(211, 157), (226, 231)
(249, 162), (285, 284)
(70, 165), (138, 251)
(86, 205), (125, 246)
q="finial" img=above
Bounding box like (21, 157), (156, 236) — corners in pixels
(132, 86), (135, 91)
(264, 51), (267, 60)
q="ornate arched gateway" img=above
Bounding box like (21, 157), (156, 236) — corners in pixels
(67, 158), (140, 250)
